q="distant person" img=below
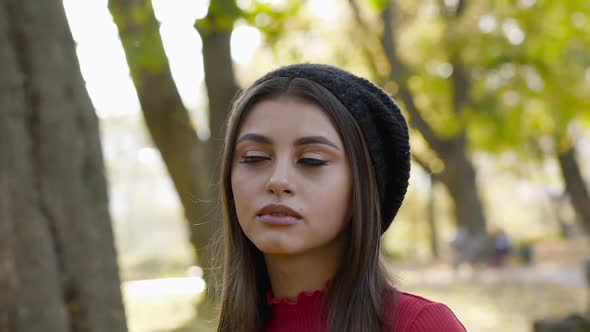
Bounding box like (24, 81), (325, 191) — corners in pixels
(214, 64), (466, 331)
(519, 243), (534, 265)
(450, 226), (468, 270)
(491, 228), (511, 267)
(450, 226), (485, 271)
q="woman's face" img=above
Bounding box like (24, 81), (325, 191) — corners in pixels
(231, 96), (352, 256)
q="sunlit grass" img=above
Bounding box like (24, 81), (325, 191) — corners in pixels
(124, 292), (198, 332)
(402, 282), (585, 332)
(122, 277), (205, 332)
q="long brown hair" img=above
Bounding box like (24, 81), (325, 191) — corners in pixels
(217, 77), (397, 332)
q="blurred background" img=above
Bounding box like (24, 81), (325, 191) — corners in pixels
(2, 0), (590, 331)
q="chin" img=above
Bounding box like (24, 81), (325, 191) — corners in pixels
(254, 239), (303, 256)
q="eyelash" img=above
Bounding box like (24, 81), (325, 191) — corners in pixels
(240, 156), (328, 166)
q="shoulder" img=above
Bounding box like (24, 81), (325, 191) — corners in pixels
(383, 291), (467, 332)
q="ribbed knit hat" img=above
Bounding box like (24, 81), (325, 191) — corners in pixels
(254, 63), (411, 234)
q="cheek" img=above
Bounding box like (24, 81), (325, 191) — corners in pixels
(310, 166), (352, 227)
(230, 168), (249, 219)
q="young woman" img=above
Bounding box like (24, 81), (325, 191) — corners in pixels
(216, 64), (466, 331)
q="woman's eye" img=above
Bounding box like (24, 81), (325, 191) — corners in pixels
(240, 156), (269, 163)
(299, 158), (328, 166)
(239, 156), (327, 166)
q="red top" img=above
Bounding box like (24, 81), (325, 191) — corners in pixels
(265, 283), (466, 332)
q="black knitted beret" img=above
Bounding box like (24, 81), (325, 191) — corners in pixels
(253, 63), (411, 234)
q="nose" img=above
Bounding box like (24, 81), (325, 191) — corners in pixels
(265, 157), (294, 197)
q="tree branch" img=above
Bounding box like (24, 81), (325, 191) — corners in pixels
(380, 2), (448, 153)
(412, 155), (430, 173)
(451, 59), (469, 114)
(439, 0), (470, 116)
(347, 0), (386, 83)
(439, 0), (466, 17)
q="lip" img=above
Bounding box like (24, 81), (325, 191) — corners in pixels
(256, 204), (302, 226)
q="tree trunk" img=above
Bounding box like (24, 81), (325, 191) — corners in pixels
(198, 24), (240, 171)
(196, 2), (241, 315)
(108, 0), (221, 312)
(0, 0), (127, 331)
(557, 143), (590, 234)
(437, 137), (488, 235)
(195, 8), (241, 268)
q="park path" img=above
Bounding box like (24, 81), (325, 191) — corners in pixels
(395, 263), (584, 288)
(396, 236), (588, 288)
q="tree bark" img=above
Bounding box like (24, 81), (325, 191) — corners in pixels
(195, 7), (241, 254)
(197, 23), (240, 171)
(434, 137), (487, 234)
(557, 143), (590, 234)
(108, 0), (222, 314)
(0, 0), (127, 331)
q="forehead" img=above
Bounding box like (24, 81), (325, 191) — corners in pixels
(237, 96), (341, 142)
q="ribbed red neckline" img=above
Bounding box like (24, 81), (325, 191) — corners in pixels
(266, 279), (331, 305)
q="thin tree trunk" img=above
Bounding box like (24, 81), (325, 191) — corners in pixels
(548, 194), (571, 238)
(557, 143), (590, 234)
(0, 0), (127, 331)
(585, 258), (590, 316)
(426, 175), (440, 259)
(108, 0), (220, 311)
(411, 155), (441, 259)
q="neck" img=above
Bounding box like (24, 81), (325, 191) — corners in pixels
(264, 233), (346, 301)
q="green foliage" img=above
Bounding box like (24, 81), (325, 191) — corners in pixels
(110, 1), (167, 76)
(371, 0), (590, 158)
(241, 0), (306, 45)
(196, 0), (306, 45)
(195, 0), (241, 34)
(366, 0), (389, 12)
(202, 0), (590, 159)
(462, 0), (590, 155)
(230, 0), (372, 77)
(379, 0), (590, 157)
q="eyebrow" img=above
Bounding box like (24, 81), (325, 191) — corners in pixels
(236, 133), (340, 150)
